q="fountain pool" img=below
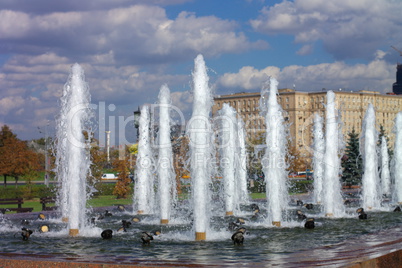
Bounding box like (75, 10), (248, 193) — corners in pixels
(0, 202), (401, 267)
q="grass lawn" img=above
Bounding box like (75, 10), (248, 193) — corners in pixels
(250, 193), (266, 199)
(87, 195), (132, 208)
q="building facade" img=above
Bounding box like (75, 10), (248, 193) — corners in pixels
(212, 89), (402, 161)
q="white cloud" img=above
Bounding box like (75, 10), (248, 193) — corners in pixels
(0, 96), (25, 115)
(297, 44), (313, 56)
(0, 2), (269, 140)
(250, 0), (402, 60)
(216, 66), (280, 92)
(170, 90), (193, 119)
(215, 56), (395, 94)
(0, 0), (191, 14)
(0, 5), (267, 65)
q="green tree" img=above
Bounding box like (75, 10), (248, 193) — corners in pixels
(378, 124), (393, 159)
(342, 127), (363, 186)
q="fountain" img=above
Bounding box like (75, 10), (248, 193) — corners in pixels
(1, 56), (402, 267)
(361, 103), (381, 209)
(322, 91), (345, 217)
(187, 54), (214, 240)
(156, 84), (177, 224)
(392, 112), (402, 204)
(134, 105), (155, 215)
(380, 136), (391, 197)
(260, 77), (288, 227)
(55, 63), (92, 236)
(312, 113), (325, 204)
(218, 103), (238, 216)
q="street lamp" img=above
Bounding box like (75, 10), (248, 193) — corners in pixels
(134, 106), (141, 141)
(38, 121), (50, 186)
(44, 122), (49, 186)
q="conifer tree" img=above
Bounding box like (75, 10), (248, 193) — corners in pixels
(378, 124), (393, 159)
(342, 127), (363, 186)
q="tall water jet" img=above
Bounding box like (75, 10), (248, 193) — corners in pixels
(187, 54), (214, 240)
(55, 79), (71, 224)
(134, 106), (155, 215)
(218, 103), (238, 216)
(55, 63), (92, 236)
(157, 84), (176, 224)
(312, 113), (325, 204)
(236, 117), (249, 205)
(361, 104), (381, 209)
(380, 136), (391, 197)
(392, 112), (402, 204)
(260, 77), (288, 227)
(322, 91), (345, 217)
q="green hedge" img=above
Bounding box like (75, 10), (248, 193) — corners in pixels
(248, 179), (312, 194)
(0, 182), (134, 199)
(0, 184), (56, 199)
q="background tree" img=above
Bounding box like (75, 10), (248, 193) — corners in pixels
(89, 137), (107, 184)
(246, 133), (264, 180)
(287, 141), (307, 174)
(0, 125), (41, 187)
(172, 135), (189, 195)
(342, 127), (363, 186)
(128, 143), (138, 155)
(0, 125), (17, 146)
(112, 155), (131, 199)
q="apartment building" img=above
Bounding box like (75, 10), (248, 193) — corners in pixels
(212, 89), (402, 159)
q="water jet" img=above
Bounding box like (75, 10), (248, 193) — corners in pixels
(55, 63), (92, 236)
(188, 54), (214, 240)
(156, 84), (176, 224)
(322, 91), (345, 217)
(261, 77), (288, 225)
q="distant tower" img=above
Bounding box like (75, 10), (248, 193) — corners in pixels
(391, 46), (402, 94)
(393, 64), (402, 94)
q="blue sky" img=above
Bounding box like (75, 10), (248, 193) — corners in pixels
(0, 0), (402, 145)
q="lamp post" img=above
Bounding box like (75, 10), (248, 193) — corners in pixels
(134, 107), (141, 142)
(38, 121), (50, 186)
(44, 122), (49, 186)
(132, 107), (141, 172)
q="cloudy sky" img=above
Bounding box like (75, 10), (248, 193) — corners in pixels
(1, 0), (402, 145)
